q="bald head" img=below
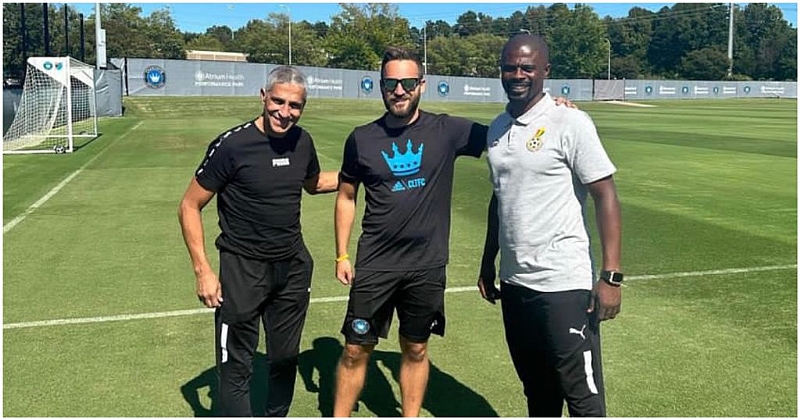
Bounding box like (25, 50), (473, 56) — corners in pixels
(502, 34), (549, 63)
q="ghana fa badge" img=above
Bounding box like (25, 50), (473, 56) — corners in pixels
(526, 127), (546, 152)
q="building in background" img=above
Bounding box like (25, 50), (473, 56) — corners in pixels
(186, 50), (248, 62)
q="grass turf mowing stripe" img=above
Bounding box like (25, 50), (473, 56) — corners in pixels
(4, 263), (795, 330)
(2, 121), (145, 234)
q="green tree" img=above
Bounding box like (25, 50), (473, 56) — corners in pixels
(489, 17), (511, 38)
(524, 6), (549, 35)
(506, 10), (529, 35)
(426, 33), (504, 77)
(100, 3), (150, 58)
(606, 7), (654, 78)
(186, 35), (225, 52)
(426, 35), (465, 76)
(204, 25), (235, 49)
(454, 11), (480, 37)
(325, 3), (413, 71)
(739, 3), (796, 80)
(234, 13), (326, 66)
(427, 20), (453, 39)
(145, 8), (185, 59)
(648, 3), (729, 77)
(3, 3), (92, 76)
(547, 4), (605, 78)
(466, 33), (506, 77)
(3, 3), (31, 77)
(773, 28), (797, 81)
(236, 18), (280, 63)
(310, 21), (329, 38)
(611, 55), (643, 79)
(290, 20), (328, 67)
(679, 47), (729, 80)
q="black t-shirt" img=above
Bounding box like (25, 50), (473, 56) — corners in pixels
(195, 120), (321, 260)
(339, 110), (488, 271)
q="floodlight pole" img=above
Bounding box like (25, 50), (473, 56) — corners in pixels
(64, 5), (69, 55)
(279, 4), (292, 65)
(95, 2), (107, 69)
(423, 25), (427, 75)
(43, 3), (51, 56)
(79, 13), (85, 61)
(603, 38), (611, 80)
(727, 2), (734, 77)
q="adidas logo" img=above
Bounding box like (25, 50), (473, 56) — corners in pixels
(391, 181), (406, 192)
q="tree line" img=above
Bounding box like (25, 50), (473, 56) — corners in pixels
(2, 2), (796, 82)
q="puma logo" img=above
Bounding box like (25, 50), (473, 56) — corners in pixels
(569, 325), (587, 340)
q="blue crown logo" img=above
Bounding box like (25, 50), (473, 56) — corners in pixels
(381, 139), (423, 177)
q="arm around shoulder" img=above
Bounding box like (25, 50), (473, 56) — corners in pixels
(304, 171), (340, 195)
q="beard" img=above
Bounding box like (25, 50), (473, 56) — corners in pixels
(382, 92), (421, 119)
(503, 80), (530, 101)
(503, 80), (544, 104)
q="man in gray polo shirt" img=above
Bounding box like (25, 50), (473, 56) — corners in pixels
(477, 33), (623, 417)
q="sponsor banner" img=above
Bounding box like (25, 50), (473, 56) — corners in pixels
(463, 84), (491, 97)
(119, 58), (797, 101)
(193, 69), (245, 88)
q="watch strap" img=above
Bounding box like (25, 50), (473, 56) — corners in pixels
(600, 270), (623, 286)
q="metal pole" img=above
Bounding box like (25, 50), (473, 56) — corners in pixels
(95, 2), (105, 69)
(79, 13), (85, 61)
(288, 10), (292, 65)
(423, 25), (427, 75)
(727, 2), (734, 77)
(279, 5), (291, 65)
(43, 3), (51, 56)
(64, 4), (69, 56)
(604, 38), (611, 80)
(20, 3), (27, 67)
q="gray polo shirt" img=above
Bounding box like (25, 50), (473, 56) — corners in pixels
(486, 93), (616, 292)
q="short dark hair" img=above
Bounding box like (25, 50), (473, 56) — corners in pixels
(381, 47), (423, 78)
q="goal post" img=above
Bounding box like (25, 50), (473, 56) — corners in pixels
(3, 56), (98, 154)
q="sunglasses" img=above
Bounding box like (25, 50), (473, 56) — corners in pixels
(381, 78), (421, 92)
(500, 64), (537, 73)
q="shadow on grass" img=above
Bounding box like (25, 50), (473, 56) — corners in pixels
(180, 353), (270, 417)
(72, 132), (104, 152)
(297, 336), (499, 417)
(180, 336), (499, 417)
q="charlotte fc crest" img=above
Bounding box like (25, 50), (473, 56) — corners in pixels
(381, 139), (423, 176)
(526, 127), (546, 152)
(381, 139), (426, 193)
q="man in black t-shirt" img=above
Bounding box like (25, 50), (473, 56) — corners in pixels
(332, 47), (488, 417)
(178, 66), (338, 417)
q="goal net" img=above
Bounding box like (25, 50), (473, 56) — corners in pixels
(3, 57), (98, 154)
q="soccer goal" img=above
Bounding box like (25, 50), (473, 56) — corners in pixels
(3, 57), (98, 154)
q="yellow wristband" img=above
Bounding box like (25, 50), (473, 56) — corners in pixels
(335, 254), (349, 263)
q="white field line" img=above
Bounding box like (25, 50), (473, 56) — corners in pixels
(4, 264), (795, 330)
(3, 122), (144, 234)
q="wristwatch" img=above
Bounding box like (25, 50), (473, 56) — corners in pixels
(600, 270), (624, 287)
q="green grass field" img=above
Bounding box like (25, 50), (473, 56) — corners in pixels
(3, 97), (796, 417)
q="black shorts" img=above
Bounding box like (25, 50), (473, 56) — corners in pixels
(340, 267), (446, 345)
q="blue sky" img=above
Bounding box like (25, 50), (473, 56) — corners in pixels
(73, 2), (797, 33)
